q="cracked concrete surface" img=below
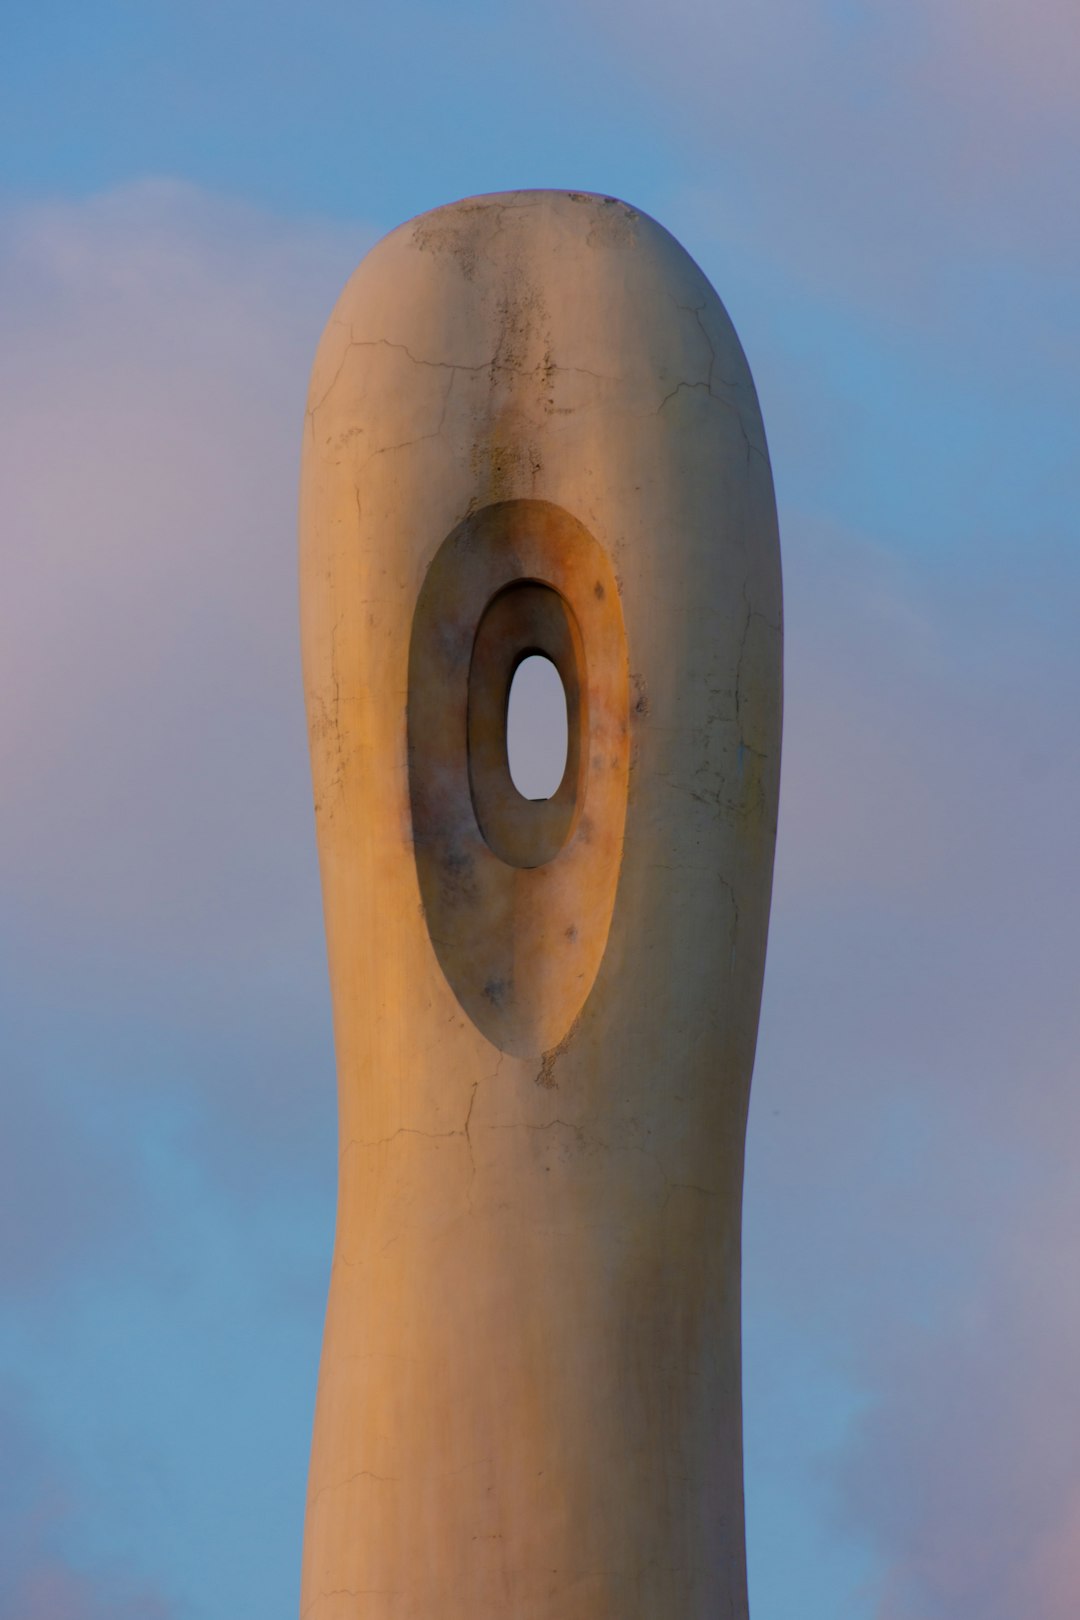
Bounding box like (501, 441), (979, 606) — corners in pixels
(299, 190), (781, 1619)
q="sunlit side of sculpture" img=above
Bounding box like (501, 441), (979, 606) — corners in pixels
(299, 190), (782, 1618)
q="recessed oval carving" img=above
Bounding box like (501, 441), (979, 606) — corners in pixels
(407, 498), (629, 1056)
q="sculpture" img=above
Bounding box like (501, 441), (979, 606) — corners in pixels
(299, 190), (782, 1618)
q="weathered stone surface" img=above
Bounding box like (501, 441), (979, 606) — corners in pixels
(299, 189), (782, 1619)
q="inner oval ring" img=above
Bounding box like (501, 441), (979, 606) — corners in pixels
(468, 581), (587, 870)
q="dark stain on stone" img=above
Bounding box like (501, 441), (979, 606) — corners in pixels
(632, 673), (649, 717)
(441, 847), (478, 906)
(536, 1051), (559, 1088)
(534, 1011), (582, 1089)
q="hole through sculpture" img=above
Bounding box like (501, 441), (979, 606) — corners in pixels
(506, 654), (567, 802)
(299, 189), (782, 1619)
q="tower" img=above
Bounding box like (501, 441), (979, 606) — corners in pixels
(299, 190), (782, 1618)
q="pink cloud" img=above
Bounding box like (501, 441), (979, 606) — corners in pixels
(561, 0), (1080, 318)
(6, 1562), (170, 1620)
(923, 0), (1080, 122)
(747, 500), (1080, 1615)
(833, 1162), (1080, 1619)
(0, 182), (373, 1194)
(0, 1408), (174, 1619)
(0, 183), (373, 1035)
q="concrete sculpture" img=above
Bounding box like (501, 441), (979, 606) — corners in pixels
(299, 190), (782, 1619)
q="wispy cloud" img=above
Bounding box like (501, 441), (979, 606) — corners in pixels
(0, 181), (367, 1615)
(566, 0), (1080, 315)
(0, 181), (372, 1154)
(0, 1405), (174, 1619)
(749, 504), (1080, 1615)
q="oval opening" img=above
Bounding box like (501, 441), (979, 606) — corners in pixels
(506, 654), (568, 801)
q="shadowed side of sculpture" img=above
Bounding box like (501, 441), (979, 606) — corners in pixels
(300, 189), (781, 1619)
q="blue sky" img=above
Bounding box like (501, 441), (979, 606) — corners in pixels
(3, 3), (1079, 1617)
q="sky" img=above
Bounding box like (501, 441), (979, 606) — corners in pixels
(2, 2), (1079, 1616)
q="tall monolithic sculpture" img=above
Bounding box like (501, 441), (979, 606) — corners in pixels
(299, 191), (782, 1619)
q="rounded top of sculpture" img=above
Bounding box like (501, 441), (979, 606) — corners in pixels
(309, 188), (755, 427)
(376, 188), (700, 284)
(386, 187), (678, 257)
